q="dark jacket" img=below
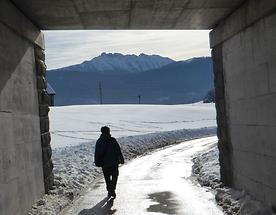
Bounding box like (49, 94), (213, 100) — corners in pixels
(94, 134), (124, 167)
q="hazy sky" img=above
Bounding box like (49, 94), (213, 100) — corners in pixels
(44, 30), (211, 70)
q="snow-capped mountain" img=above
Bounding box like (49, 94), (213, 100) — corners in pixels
(47, 56), (213, 106)
(52, 53), (175, 74)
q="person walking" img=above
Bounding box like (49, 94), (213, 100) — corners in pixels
(94, 126), (124, 198)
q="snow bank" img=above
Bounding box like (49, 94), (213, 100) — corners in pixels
(192, 146), (276, 215)
(29, 127), (216, 214)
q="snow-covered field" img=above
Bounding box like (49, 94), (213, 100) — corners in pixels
(49, 103), (216, 148)
(29, 103), (217, 214)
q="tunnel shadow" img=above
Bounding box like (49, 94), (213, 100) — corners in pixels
(147, 191), (179, 214)
(0, 24), (41, 94)
(78, 197), (116, 215)
(0, 23), (43, 113)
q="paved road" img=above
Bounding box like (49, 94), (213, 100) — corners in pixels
(62, 136), (222, 215)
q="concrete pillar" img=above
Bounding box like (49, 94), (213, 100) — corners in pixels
(211, 45), (233, 186)
(211, 0), (276, 209)
(0, 0), (53, 213)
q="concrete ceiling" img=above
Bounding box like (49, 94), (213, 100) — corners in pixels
(11, 0), (245, 30)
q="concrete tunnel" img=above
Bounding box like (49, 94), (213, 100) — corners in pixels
(0, 0), (276, 214)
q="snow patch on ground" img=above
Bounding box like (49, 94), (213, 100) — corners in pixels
(28, 127), (216, 215)
(192, 146), (276, 215)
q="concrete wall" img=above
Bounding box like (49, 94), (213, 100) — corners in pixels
(0, 1), (47, 214)
(211, 0), (276, 208)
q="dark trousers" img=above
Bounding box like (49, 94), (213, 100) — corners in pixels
(102, 165), (119, 193)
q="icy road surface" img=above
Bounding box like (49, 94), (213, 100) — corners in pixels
(62, 136), (222, 215)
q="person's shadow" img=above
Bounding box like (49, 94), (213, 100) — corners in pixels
(78, 197), (116, 215)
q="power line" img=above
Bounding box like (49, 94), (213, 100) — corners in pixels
(138, 94), (141, 104)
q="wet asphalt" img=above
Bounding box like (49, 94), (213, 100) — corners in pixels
(62, 136), (222, 215)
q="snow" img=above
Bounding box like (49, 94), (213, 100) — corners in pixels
(56, 52), (175, 74)
(49, 103), (216, 148)
(63, 137), (223, 215)
(82, 52), (174, 73)
(29, 103), (217, 214)
(29, 128), (216, 215)
(192, 146), (276, 215)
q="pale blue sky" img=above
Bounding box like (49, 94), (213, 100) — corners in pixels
(44, 30), (211, 70)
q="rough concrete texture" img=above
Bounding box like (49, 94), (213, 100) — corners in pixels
(11, 0), (245, 30)
(0, 0), (44, 48)
(211, 0), (276, 209)
(0, 2), (45, 215)
(35, 46), (54, 193)
(210, 0), (276, 48)
(212, 44), (233, 186)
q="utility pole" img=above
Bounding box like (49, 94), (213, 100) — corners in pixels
(99, 81), (103, 104)
(138, 94), (141, 104)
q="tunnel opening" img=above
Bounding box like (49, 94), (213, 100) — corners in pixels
(42, 29), (219, 212)
(44, 29), (217, 144)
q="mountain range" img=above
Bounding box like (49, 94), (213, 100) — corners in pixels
(62, 52), (174, 74)
(47, 53), (213, 105)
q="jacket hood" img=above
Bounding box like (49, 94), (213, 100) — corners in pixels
(100, 133), (111, 139)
